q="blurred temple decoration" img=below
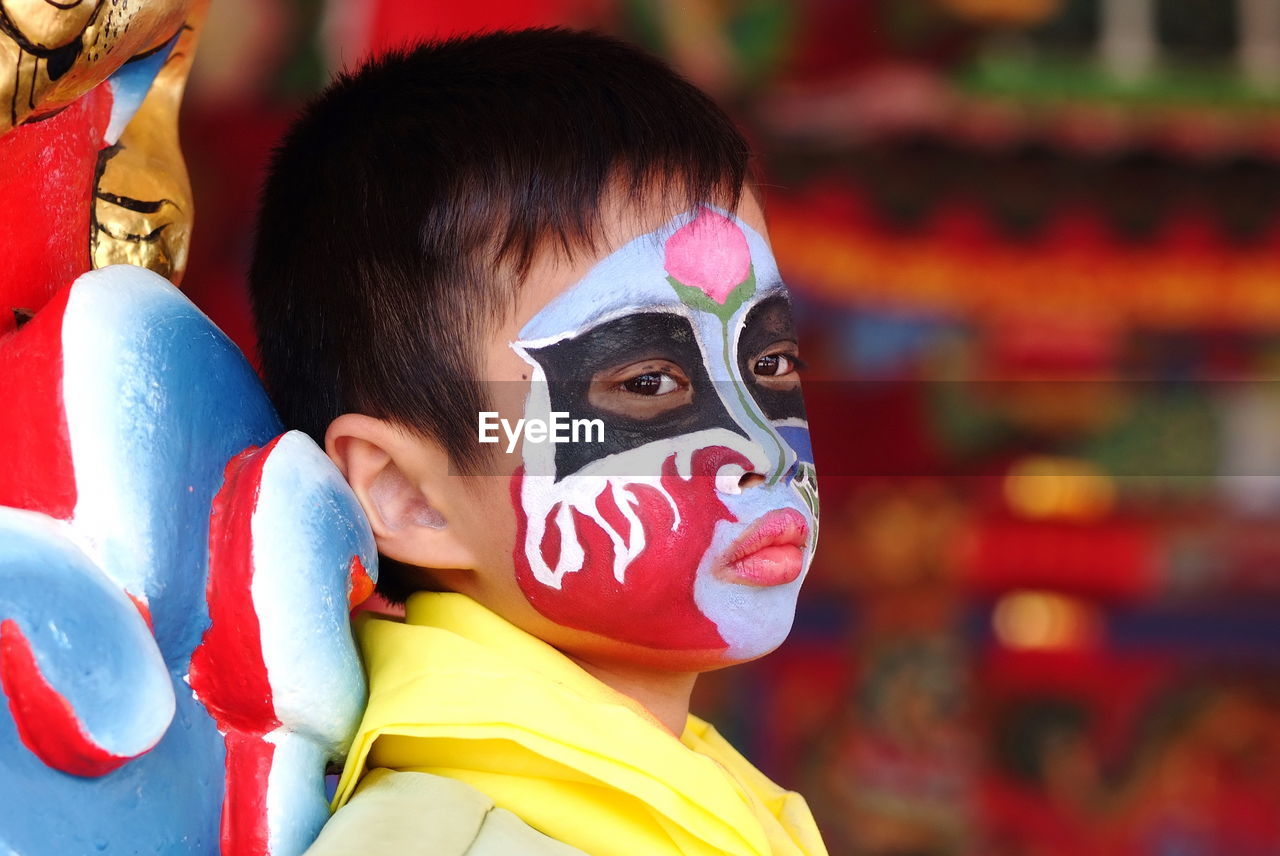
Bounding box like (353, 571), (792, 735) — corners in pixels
(680, 2), (1280, 854)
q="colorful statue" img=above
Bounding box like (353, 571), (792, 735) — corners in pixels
(0, 2), (376, 853)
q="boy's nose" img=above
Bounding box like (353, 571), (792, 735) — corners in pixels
(712, 454), (768, 496)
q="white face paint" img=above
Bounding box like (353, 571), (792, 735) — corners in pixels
(508, 207), (819, 657)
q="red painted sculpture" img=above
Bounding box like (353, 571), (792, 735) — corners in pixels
(0, 3), (376, 853)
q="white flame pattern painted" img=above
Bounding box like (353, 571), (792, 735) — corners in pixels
(519, 428), (766, 589)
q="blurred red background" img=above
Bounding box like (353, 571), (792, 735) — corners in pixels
(179, 2), (1280, 853)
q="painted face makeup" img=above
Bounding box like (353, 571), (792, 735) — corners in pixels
(509, 208), (819, 659)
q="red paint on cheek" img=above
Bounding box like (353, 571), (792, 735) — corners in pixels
(539, 504), (562, 571)
(512, 447), (748, 650)
(594, 480), (628, 534)
(0, 618), (130, 777)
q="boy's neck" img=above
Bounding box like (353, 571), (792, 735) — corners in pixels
(566, 653), (697, 736)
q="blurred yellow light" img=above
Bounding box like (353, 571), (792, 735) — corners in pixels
(992, 590), (1099, 650)
(937, 0), (1064, 26)
(1004, 456), (1115, 521)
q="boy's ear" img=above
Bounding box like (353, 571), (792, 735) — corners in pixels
(324, 414), (478, 572)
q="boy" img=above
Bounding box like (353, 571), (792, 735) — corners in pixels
(250, 28), (825, 856)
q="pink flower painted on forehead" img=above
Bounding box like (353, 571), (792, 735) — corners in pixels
(663, 208), (752, 304)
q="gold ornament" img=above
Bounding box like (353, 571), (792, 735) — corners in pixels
(0, 0), (206, 283)
(91, 1), (207, 282)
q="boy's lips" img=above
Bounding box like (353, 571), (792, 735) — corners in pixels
(714, 508), (809, 587)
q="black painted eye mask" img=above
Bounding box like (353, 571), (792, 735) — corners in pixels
(522, 296), (807, 481)
(736, 295), (807, 424)
(523, 311), (743, 479)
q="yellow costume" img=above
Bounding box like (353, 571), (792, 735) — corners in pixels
(308, 592), (827, 856)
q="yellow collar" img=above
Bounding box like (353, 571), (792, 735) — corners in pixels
(333, 592), (826, 856)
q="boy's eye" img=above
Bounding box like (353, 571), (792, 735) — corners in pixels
(622, 372), (681, 396)
(754, 353), (795, 378)
(589, 359), (693, 419)
(752, 346), (805, 384)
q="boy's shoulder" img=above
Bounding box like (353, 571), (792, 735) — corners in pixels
(305, 768), (588, 856)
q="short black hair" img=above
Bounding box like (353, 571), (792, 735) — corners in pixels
(249, 28), (751, 598)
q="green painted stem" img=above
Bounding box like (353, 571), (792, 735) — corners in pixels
(721, 317), (788, 486)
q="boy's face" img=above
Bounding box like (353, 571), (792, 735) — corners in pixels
(457, 193), (818, 671)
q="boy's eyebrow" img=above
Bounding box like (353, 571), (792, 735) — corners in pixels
(518, 299), (687, 347)
(576, 299), (686, 331)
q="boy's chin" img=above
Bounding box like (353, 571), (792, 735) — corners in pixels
(695, 574), (804, 662)
(580, 639), (789, 674)
(571, 600), (800, 673)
